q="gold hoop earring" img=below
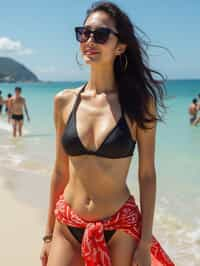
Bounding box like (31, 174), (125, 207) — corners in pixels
(119, 54), (128, 72)
(75, 51), (84, 68)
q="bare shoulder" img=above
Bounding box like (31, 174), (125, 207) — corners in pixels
(55, 87), (80, 99)
(21, 96), (26, 102)
(10, 97), (15, 103)
(55, 87), (81, 106)
(125, 97), (157, 142)
(54, 86), (83, 121)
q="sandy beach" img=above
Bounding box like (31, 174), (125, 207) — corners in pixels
(0, 127), (49, 266)
(0, 177), (44, 266)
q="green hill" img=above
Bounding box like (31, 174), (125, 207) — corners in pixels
(0, 57), (39, 82)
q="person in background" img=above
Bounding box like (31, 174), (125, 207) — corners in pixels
(0, 90), (3, 116)
(4, 93), (12, 123)
(192, 94), (200, 126)
(188, 98), (199, 126)
(197, 93), (200, 111)
(10, 87), (30, 137)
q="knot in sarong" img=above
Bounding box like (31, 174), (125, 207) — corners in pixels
(81, 221), (112, 266)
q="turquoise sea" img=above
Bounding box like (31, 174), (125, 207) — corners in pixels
(0, 80), (200, 265)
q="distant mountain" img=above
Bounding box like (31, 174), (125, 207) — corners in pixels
(0, 57), (39, 83)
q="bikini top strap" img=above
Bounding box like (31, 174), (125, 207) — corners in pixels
(72, 82), (87, 112)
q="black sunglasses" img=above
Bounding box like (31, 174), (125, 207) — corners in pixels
(75, 26), (119, 44)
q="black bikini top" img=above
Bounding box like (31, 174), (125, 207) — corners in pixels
(61, 83), (136, 158)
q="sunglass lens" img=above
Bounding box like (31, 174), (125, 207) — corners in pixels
(75, 27), (90, 42)
(94, 28), (110, 44)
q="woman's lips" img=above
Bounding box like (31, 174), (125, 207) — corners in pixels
(84, 50), (99, 55)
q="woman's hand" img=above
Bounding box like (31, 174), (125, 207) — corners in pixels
(40, 242), (51, 266)
(132, 242), (151, 266)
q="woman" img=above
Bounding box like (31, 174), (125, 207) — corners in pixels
(40, 2), (174, 266)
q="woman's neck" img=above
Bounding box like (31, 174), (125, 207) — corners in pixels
(86, 64), (118, 95)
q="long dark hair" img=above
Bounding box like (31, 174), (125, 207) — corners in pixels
(83, 1), (166, 129)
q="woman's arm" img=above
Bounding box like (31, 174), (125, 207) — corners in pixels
(44, 92), (70, 236)
(136, 99), (157, 246)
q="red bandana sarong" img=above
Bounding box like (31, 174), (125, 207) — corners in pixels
(54, 194), (175, 266)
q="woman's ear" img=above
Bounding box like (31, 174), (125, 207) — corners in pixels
(116, 43), (127, 56)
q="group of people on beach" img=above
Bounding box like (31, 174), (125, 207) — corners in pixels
(188, 93), (200, 126)
(0, 87), (30, 137)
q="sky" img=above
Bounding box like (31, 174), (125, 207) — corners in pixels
(0, 0), (199, 81)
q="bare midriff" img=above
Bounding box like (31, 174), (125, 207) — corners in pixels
(63, 155), (133, 221)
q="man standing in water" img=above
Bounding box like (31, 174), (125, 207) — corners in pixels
(197, 93), (200, 111)
(10, 87), (30, 137)
(188, 98), (200, 126)
(0, 90), (3, 116)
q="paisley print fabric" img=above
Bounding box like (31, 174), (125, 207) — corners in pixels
(54, 194), (175, 266)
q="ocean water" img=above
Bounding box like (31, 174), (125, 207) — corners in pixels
(0, 80), (200, 265)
